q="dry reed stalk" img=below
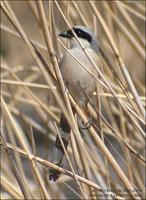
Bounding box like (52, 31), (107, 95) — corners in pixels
(53, 122), (86, 199)
(1, 1), (145, 199)
(89, 1), (145, 118)
(1, 141), (126, 200)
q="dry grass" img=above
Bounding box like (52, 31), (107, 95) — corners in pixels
(0, 1), (145, 200)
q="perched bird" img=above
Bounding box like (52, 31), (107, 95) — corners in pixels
(49, 26), (100, 181)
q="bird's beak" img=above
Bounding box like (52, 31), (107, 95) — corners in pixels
(58, 31), (72, 38)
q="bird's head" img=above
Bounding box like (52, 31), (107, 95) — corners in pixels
(59, 26), (99, 52)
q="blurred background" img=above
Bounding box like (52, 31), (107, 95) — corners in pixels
(1, 1), (145, 200)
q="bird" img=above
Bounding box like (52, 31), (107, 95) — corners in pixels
(49, 26), (100, 181)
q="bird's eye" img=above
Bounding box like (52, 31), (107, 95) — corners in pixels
(77, 30), (81, 34)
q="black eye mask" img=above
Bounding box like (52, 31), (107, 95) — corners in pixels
(59, 28), (92, 43)
(73, 28), (92, 42)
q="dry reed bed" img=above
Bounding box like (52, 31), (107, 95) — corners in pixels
(0, 1), (145, 200)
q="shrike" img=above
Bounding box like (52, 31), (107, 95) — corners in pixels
(49, 26), (100, 181)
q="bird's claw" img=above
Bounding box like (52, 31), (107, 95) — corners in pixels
(81, 118), (93, 129)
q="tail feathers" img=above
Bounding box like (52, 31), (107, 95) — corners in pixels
(49, 114), (71, 181)
(49, 129), (70, 181)
(49, 148), (64, 181)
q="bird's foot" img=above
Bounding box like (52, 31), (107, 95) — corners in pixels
(63, 81), (69, 93)
(81, 118), (93, 129)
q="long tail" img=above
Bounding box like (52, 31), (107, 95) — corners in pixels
(49, 114), (71, 181)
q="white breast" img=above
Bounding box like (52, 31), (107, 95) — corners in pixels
(60, 46), (99, 107)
